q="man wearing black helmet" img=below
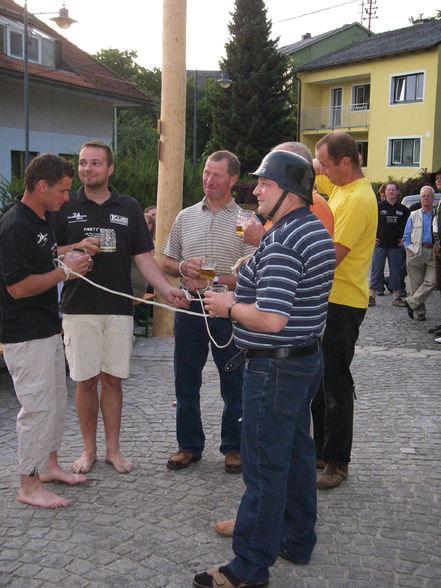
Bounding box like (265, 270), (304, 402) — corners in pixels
(194, 151), (335, 588)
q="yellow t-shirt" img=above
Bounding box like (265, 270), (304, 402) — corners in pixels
(316, 174), (377, 308)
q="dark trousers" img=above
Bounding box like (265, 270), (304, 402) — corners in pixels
(228, 351), (322, 583)
(312, 302), (366, 464)
(174, 301), (243, 456)
(434, 241), (441, 291)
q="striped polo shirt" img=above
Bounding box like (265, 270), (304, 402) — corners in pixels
(163, 197), (255, 274)
(233, 206), (335, 349)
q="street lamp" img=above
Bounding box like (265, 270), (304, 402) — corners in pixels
(192, 70), (233, 177)
(23, 1), (77, 168)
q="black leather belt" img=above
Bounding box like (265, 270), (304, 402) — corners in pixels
(245, 341), (319, 359)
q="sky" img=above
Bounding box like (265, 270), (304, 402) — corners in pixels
(22, 0), (441, 71)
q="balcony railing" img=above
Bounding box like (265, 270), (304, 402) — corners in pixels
(301, 105), (370, 132)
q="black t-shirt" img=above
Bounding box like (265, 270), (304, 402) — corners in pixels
(49, 186), (153, 315)
(376, 200), (410, 248)
(0, 199), (61, 343)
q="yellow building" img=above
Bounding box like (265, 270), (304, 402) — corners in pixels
(297, 19), (441, 182)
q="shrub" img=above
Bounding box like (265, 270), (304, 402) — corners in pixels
(0, 175), (23, 216)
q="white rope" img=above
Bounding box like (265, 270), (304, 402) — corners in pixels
(195, 290), (234, 349)
(56, 258), (234, 349)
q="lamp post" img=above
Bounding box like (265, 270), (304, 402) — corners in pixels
(23, 1), (77, 168)
(192, 71), (233, 177)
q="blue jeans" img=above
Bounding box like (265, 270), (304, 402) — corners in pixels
(227, 350), (322, 584)
(369, 246), (405, 292)
(174, 301), (242, 456)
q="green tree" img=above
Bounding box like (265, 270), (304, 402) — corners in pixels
(92, 49), (202, 206)
(94, 49), (161, 155)
(409, 9), (441, 23)
(206, 0), (293, 174)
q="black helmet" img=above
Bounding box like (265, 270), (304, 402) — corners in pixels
(252, 150), (315, 205)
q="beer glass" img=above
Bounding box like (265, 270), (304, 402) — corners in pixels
(236, 209), (253, 236)
(199, 257), (216, 280)
(99, 228), (116, 252)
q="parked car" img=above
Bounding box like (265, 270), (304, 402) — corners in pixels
(401, 193), (441, 210)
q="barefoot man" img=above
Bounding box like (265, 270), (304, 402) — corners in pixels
(0, 153), (91, 508)
(51, 141), (188, 474)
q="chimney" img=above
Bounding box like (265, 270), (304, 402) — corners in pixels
(301, 33), (311, 40)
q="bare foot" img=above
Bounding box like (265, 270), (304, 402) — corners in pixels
(71, 451), (97, 474)
(18, 482), (70, 509)
(40, 463), (86, 485)
(105, 451), (134, 474)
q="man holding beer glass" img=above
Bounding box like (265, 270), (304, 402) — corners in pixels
(162, 151), (255, 472)
(51, 141), (187, 476)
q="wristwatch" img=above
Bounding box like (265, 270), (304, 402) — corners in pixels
(228, 299), (238, 322)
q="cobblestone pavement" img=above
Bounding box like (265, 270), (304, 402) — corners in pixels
(0, 292), (440, 587)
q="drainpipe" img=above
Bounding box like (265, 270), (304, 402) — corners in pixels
(294, 71), (301, 142)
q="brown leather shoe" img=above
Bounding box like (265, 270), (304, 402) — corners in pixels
(167, 449), (201, 470)
(317, 462), (348, 490)
(214, 518), (236, 537)
(316, 458), (326, 469)
(224, 451), (242, 473)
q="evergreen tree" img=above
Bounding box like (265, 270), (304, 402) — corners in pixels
(206, 0), (293, 174)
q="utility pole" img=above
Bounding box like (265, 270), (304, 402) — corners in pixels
(153, 0), (187, 336)
(361, 0), (378, 36)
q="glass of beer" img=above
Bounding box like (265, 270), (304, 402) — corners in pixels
(236, 209), (253, 236)
(70, 247), (93, 272)
(199, 257), (216, 280)
(99, 228), (116, 252)
(207, 284), (229, 293)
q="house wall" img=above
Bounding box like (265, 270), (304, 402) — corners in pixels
(432, 45), (441, 171)
(293, 26), (370, 65)
(299, 47), (441, 182)
(0, 79), (113, 181)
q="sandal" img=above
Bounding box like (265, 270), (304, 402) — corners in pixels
(193, 566), (269, 588)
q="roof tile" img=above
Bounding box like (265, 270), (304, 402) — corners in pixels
(297, 20), (441, 72)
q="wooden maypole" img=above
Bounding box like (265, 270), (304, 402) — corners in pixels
(152, 0), (187, 336)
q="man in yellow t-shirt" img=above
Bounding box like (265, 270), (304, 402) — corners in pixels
(313, 131), (377, 490)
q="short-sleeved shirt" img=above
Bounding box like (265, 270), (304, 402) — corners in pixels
(316, 174), (377, 309)
(50, 186), (153, 315)
(233, 207), (335, 350)
(0, 199), (61, 343)
(162, 197), (255, 275)
(376, 200), (410, 248)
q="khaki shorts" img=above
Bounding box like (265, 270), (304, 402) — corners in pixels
(3, 334), (67, 476)
(62, 314), (133, 381)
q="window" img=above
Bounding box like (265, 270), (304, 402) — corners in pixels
(352, 84), (370, 110)
(391, 73), (424, 103)
(11, 151), (39, 179)
(330, 87), (343, 127)
(29, 35), (39, 62)
(0, 16), (55, 67)
(389, 138), (420, 167)
(356, 142), (368, 167)
(9, 29), (22, 58)
(0, 23), (6, 53)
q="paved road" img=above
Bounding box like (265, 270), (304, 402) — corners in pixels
(0, 292), (440, 587)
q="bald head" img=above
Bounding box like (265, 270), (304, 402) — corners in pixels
(273, 142), (313, 165)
